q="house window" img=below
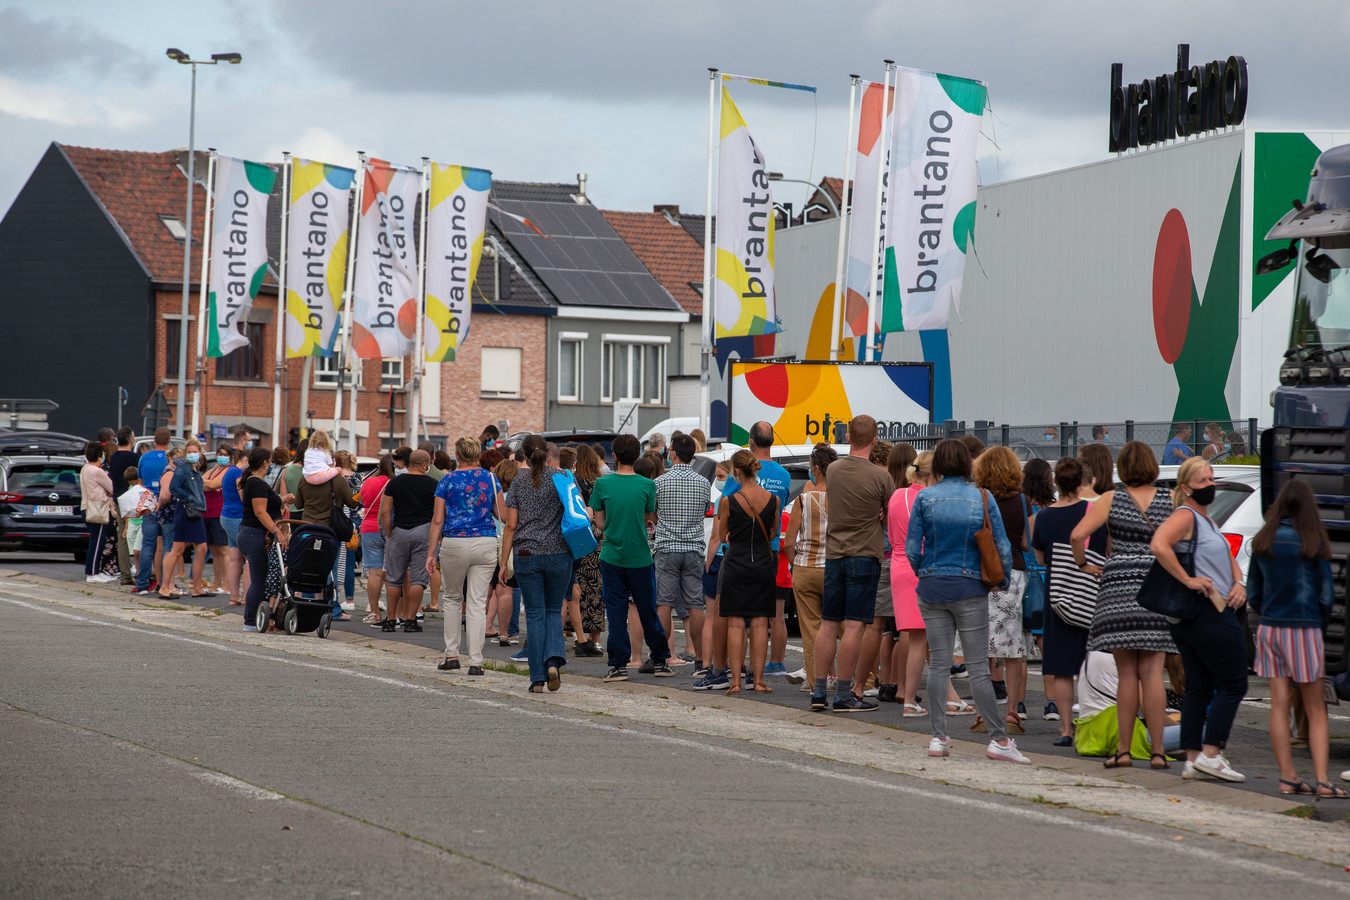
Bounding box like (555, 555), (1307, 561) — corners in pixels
(381, 359), (403, 388)
(314, 354), (355, 388)
(481, 347), (522, 399)
(214, 322), (266, 381)
(558, 338), (582, 402)
(602, 340), (666, 404)
(159, 215), (187, 241)
(165, 319), (181, 378)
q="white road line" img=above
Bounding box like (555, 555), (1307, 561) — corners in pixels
(4, 592), (1349, 894)
(193, 770), (285, 801)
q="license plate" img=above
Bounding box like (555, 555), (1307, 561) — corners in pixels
(34, 505), (73, 515)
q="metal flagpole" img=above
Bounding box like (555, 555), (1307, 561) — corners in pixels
(190, 149), (217, 438)
(829, 77), (860, 362)
(411, 157), (430, 447)
(335, 152), (366, 446)
(698, 67), (718, 438)
(864, 61), (895, 361)
(271, 152), (291, 449)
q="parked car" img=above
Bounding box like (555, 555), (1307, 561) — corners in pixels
(0, 431), (89, 456)
(132, 435), (186, 454)
(500, 429), (621, 464)
(640, 417), (699, 450)
(0, 454), (90, 560)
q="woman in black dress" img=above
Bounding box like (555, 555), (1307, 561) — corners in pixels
(716, 450), (780, 694)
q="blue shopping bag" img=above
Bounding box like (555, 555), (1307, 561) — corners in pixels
(552, 471), (598, 559)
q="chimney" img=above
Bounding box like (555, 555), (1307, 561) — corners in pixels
(653, 204), (681, 217)
(576, 172), (588, 204)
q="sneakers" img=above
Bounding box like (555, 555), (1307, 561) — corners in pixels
(862, 687), (881, 698)
(86, 573), (115, 583)
(603, 666), (629, 682)
(809, 694), (829, 711)
(693, 670), (731, 691)
(381, 619), (397, 632)
(876, 684), (899, 703)
(403, 620), (423, 633)
(950, 663), (968, 678)
(928, 737), (951, 757)
(763, 662), (787, 676)
(677, 651), (697, 663)
(1181, 761), (1197, 780)
(638, 657), (656, 674)
(1016, 700), (1027, 717)
(574, 642), (604, 657)
(1191, 752), (1245, 783)
(832, 694), (879, 713)
(785, 668), (807, 685)
(1043, 700), (1060, 721)
(986, 738), (1031, 764)
(652, 661), (674, 677)
(509, 650), (528, 663)
(992, 680), (1008, 703)
(691, 665), (710, 679)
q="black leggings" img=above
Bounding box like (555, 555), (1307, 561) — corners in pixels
(238, 524), (270, 627)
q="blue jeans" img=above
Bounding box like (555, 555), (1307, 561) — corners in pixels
(1169, 605), (1249, 750)
(822, 556), (881, 623)
(136, 515), (168, 590)
(514, 552), (571, 683)
(509, 586), (522, 637)
(238, 524), (270, 628)
(600, 560), (670, 668)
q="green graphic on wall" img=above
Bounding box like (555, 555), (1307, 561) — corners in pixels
(1252, 132), (1321, 311)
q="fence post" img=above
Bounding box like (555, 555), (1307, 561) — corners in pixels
(944, 419), (959, 438)
(1191, 418), (1201, 458)
(1248, 417), (1258, 456)
(1059, 421), (1068, 458)
(1001, 424), (1009, 447)
(974, 419), (989, 445)
(1071, 420), (1080, 453)
(1125, 419), (1134, 442)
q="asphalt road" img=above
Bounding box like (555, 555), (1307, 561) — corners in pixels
(4, 571), (1350, 898)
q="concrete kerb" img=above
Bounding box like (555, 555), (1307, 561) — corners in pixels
(3, 569), (1347, 868)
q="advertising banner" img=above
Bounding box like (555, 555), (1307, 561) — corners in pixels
(207, 154), (277, 356)
(284, 158), (354, 357)
(881, 68), (986, 332)
(351, 159), (420, 359)
(843, 79), (893, 342)
(424, 163), (491, 362)
(727, 360), (933, 446)
(714, 85), (778, 339)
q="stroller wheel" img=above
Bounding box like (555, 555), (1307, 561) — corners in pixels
(316, 613), (332, 640)
(283, 607), (299, 636)
(256, 604), (269, 634)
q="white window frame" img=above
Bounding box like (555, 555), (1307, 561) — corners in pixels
(601, 335), (669, 405)
(381, 358), (404, 389)
(480, 346), (523, 399)
(558, 332), (587, 403)
(313, 354), (356, 388)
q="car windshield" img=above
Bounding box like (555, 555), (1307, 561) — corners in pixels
(1289, 244), (1350, 356)
(9, 465), (80, 491)
(1208, 483), (1252, 527)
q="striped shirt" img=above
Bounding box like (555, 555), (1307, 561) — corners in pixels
(793, 490), (828, 568)
(654, 463), (708, 554)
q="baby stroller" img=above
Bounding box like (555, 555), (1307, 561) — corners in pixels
(262, 522), (339, 639)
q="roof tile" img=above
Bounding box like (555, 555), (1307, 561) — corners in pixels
(601, 209), (705, 315)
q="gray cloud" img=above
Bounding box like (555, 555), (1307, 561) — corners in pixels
(0, 8), (155, 82)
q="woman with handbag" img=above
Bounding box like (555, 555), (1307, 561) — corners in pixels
(570, 444), (606, 655)
(1150, 457), (1250, 783)
(905, 439), (1026, 764)
(330, 450), (363, 618)
(79, 441), (116, 583)
(161, 440), (210, 600)
(1071, 440), (1176, 770)
(294, 448), (360, 623)
(716, 449), (780, 695)
(1030, 458), (1106, 744)
(238, 448), (290, 631)
(357, 455), (394, 624)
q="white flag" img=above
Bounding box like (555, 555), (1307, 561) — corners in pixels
(714, 85), (778, 339)
(843, 79), (892, 342)
(284, 158), (354, 357)
(424, 163), (491, 362)
(351, 159), (420, 359)
(207, 155), (276, 356)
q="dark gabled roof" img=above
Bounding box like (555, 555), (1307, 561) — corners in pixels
(678, 212), (712, 247)
(601, 209), (703, 315)
(489, 181), (582, 203)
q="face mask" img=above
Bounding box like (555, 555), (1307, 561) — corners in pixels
(1222, 442), (1231, 452)
(185, 452), (200, 464)
(244, 440), (254, 450)
(808, 469), (817, 485)
(395, 466), (407, 476)
(216, 456), (230, 467)
(1189, 484), (1216, 506)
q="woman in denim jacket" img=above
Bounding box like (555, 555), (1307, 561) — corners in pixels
(905, 440), (1026, 764)
(1247, 478), (1343, 798)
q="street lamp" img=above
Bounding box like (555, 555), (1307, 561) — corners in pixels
(166, 47), (242, 440)
(766, 172), (841, 219)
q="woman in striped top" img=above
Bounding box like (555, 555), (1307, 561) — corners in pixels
(783, 443), (837, 688)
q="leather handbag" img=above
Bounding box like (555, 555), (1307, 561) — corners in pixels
(974, 488), (1005, 587)
(1137, 508), (1202, 620)
(1020, 496), (1046, 631)
(327, 479), (355, 543)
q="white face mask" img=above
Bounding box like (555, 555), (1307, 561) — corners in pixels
(394, 466), (406, 476)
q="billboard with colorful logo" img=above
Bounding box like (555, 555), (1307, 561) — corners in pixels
(727, 360), (932, 446)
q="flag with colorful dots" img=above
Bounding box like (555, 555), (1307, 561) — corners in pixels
(424, 163), (491, 362)
(284, 158), (354, 358)
(880, 67), (986, 332)
(350, 159), (420, 359)
(206, 154), (276, 357)
(714, 86), (779, 340)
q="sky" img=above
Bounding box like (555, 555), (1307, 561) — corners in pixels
(2, 0), (1349, 221)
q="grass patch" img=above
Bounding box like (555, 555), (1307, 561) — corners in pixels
(1028, 795), (1067, 808)
(1278, 805), (1316, 819)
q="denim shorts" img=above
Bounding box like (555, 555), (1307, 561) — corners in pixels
(205, 517), (228, 547)
(702, 553), (723, 600)
(220, 515), (241, 549)
(360, 531), (386, 571)
(822, 556), (881, 623)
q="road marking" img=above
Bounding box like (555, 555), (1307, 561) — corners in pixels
(193, 770), (285, 801)
(4, 591), (1349, 894)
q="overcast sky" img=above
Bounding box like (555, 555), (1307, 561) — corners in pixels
(2, 0), (1348, 221)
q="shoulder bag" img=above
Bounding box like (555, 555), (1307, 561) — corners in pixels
(1136, 506), (1202, 621)
(82, 468), (112, 525)
(1020, 495), (1046, 631)
(328, 479), (355, 544)
(552, 470), (598, 559)
(1048, 542), (1105, 629)
(974, 488), (1005, 587)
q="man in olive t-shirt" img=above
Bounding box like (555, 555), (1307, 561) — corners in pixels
(589, 433), (671, 680)
(812, 415), (894, 714)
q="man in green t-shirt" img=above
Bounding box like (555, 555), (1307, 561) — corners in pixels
(589, 433), (672, 682)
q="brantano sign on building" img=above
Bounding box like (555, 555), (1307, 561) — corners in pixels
(1109, 44), (1247, 152)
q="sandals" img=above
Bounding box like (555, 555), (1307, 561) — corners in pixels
(902, 703), (928, 717)
(1279, 779), (1315, 795)
(1005, 713), (1026, 735)
(1150, 752), (1170, 770)
(946, 699), (976, 716)
(1103, 751), (1134, 769)
(1317, 782), (1350, 799)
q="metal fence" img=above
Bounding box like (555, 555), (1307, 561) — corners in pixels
(869, 418), (1261, 463)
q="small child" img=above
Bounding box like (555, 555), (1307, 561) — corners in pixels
(1248, 479), (1345, 799)
(117, 467), (157, 572)
(302, 429), (341, 485)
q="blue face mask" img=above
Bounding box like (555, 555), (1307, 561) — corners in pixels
(216, 456), (230, 466)
(185, 452), (200, 464)
(245, 441), (253, 450)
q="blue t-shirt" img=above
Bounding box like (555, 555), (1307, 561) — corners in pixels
(435, 469), (500, 538)
(138, 450), (168, 493)
(1163, 437), (1193, 465)
(721, 457), (791, 550)
(220, 466), (244, 518)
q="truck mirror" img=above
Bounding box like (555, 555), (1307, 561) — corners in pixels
(1305, 249), (1338, 284)
(1256, 242), (1297, 275)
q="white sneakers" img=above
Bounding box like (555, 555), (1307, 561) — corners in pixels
(85, 573), (116, 583)
(1191, 752), (1245, 782)
(986, 739), (1031, 765)
(928, 737), (951, 757)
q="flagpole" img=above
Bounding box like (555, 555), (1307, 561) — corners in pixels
(698, 67), (718, 439)
(864, 61), (895, 361)
(336, 152), (366, 447)
(190, 149), (217, 438)
(271, 152), (291, 450)
(829, 77), (860, 362)
(411, 157), (430, 447)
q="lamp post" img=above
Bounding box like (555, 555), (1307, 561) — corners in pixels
(766, 172), (840, 219)
(165, 48), (242, 440)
